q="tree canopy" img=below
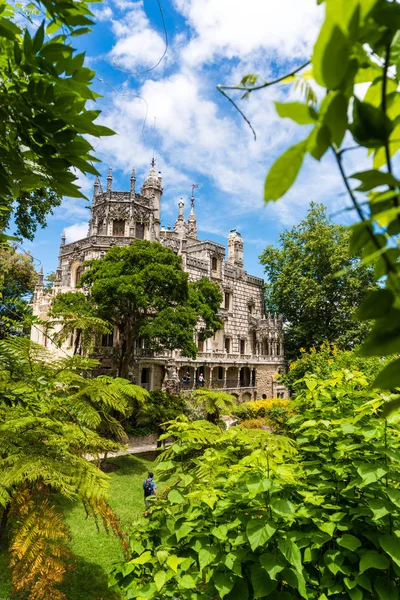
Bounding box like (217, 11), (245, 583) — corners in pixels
(0, 244), (38, 338)
(219, 0), (400, 389)
(0, 0), (114, 241)
(79, 241), (223, 378)
(259, 203), (375, 360)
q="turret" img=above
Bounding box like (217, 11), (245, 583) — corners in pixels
(187, 196), (197, 239)
(93, 175), (100, 198)
(107, 167), (113, 191)
(130, 167), (136, 194)
(141, 158), (163, 222)
(174, 199), (187, 238)
(227, 229), (244, 268)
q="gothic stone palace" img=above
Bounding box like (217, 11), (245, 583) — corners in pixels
(31, 161), (288, 401)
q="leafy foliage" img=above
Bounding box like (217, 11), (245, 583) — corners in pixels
(50, 291), (112, 355)
(112, 371), (400, 599)
(191, 388), (235, 424)
(220, 0), (400, 389)
(260, 204), (375, 360)
(0, 244), (38, 338)
(80, 241), (222, 378)
(282, 342), (390, 393)
(0, 0), (114, 241)
(0, 336), (147, 598)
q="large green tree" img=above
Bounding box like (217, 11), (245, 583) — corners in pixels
(0, 0), (114, 242)
(0, 245), (38, 338)
(259, 203), (375, 359)
(80, 241), (223, 378)
(219, 0), (400, 389)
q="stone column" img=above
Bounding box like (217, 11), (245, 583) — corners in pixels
(237, 367), (241, 389)
(192, 367), (197, 390)
(210, 366), (214, 388)
(223, 367), (228, 389)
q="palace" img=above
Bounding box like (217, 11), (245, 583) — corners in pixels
(31, 161), (288, 400)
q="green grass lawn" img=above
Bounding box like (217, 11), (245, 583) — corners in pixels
(0, 452), (159, 600)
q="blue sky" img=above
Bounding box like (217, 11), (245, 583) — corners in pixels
(20, 0), (362, 279)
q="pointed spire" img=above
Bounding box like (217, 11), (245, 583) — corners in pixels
(178, 199), (184, 218)
(107, 167), (113, 191)
(188, 195), (197, 238)
(94, 175), (100, 196)
(38, 266), (44, 286)
(130, 167), (136, 193)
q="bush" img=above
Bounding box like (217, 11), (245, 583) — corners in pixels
(282, 342), (389, 393)
(239, 417), (269, 430)
(110, 371), (400, 599)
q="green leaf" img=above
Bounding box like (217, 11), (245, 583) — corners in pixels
(348, 588), (363, 600)
(313, 23), (350, 89)
(129, 551), (152, 565)
(168, 489), (185, 504)
(373, 359), (400, 391)
(264, 140), (308, 202)
(275, 102), (318, 125)
(270, 498), (295, 516)
(379, 534), (400, 567)
(260, 553), (286, 580)
(307, 124), (331, 160)
(351, 98), (393, 148)
(324, 549), (344, 575)
(281, 567), (307, 599)
(337, 534), (362, 552)
(278, 538), (302, 573)
(320, 91), (348, 146)
(167, 555), (185, 572)
(359, 551), (390, 574)
(213, 571), (236, 598)
(154, 571), (167, 592)
(349, 221), (372, 255)
(179, 573), (196, 589)
(351, 169), (399, 192)
(356, 289), (394, 320)
(198, 546), (218, 571)
(357, 463), (387, 486)
(251, 565), (277, 598)
(226, 578), (249, 600)
(374, 576), (399, 600)
(246, 519), (276, 551)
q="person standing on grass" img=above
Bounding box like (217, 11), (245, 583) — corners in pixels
(143, 471), (156, 510)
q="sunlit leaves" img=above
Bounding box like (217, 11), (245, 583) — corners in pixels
(264, 139), (308, 201)
(313, 23), (350, 89)
(274, 102), (317, 125)
(351, 99), (393, 148)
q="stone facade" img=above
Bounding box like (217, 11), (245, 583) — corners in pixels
(31, 162), (288, 400)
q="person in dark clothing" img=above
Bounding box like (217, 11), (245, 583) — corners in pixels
(143, 471), (156, 510)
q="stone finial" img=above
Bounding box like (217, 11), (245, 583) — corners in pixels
(61, 231), (66, 246)
(38, 266), (44, 286)
(130, 167), (136, 193)
(107, 167), (113, 191)
(178, 199), (184, 218)
(94, 175), (100, 196)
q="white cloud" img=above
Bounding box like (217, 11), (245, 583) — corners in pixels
(92, 5), (113, 22)
(64, 222), (89, 243)
(109, 1), (169, 71)
(174, 0), (322, 66)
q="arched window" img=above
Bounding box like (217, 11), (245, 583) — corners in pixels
(113, 219), (125, 236)
(75, 266), (83, 287)
(211, 256), (218, 271)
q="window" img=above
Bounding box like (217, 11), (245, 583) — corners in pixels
(224, 291), (231, 310)
(240, 339), (246, 355)
(102, 332), (114, 347)
(248, 302), (254, 314)
(113, 219), (125, 236)
(198, 339), (204, 352)
(224, 337), (231, 353)
(218, 367), (223, 380)
(75, 266), (83, 287)
(141, 368), (150, 384)
(211, 256), (218, 271)
(136, 222), (145, 240)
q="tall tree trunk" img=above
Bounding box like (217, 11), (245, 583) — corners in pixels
(73, 329), (81, 355)
(120, 333), (136, 380)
